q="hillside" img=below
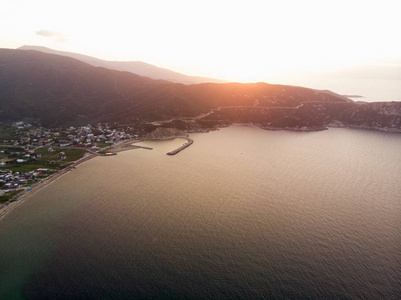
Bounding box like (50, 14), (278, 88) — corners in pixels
(0, 49), (171, 126)
(1, 48), (400, 133)
(18, 45), (226, 85)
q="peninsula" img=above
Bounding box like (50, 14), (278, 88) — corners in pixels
(1, 47), (401, 216)
(1, 48), (400, 134)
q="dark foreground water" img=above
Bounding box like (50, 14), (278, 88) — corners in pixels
(0, 126), (400, 299)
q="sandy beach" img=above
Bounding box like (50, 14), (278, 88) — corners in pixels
(0, 137), (193, 221)
(0, 152), (96, 221)
(0, 139), (143, 220)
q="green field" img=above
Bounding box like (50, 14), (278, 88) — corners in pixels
(0, 189), (24, 204)
(1, 148), (86, 172)
(95, 141), (109, 148)
(0, 123), (31, 141)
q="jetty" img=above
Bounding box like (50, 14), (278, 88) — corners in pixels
(131, 145), (153, 150)
(167, 137), (193, 156)
(145, 127), (193, 156)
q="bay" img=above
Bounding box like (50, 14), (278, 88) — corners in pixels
(0, 126), (400, 299)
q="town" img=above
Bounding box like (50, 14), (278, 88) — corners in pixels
(0, 121), (138, 205)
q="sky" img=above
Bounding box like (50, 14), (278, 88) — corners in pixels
(1, 0), (401, 83)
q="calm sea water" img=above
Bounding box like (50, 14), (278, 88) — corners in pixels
(278, 77), (401, 102)
(0, 126), (400, 299)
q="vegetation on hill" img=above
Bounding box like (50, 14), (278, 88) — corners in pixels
(18, 45), (226, 84)
(0, 49), (348, 126)
(1, 48), (401, 133)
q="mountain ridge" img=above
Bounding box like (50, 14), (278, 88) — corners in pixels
(18, 45), (226, 85)
(1, 48), (400, 133)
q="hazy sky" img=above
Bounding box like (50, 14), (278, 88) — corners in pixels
(1, 0), (400, 82)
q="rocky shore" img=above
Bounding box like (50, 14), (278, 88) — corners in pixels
(146, 101), (401, 135)
(327, 123), (401, 133)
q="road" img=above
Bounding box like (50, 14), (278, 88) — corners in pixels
(147, 101), (349, 126)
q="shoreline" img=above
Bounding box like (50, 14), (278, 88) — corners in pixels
(326, 124), (401, 134)
(0, 137), (190, 220)
(0, 152), (96, 221)
(1, 123), (398, 221)
(191, 121), (401, 135)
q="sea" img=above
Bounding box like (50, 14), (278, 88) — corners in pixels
(277, 77), (401, 103)
(0, 125), (400, 299)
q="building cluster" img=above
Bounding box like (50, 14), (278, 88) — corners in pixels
(0, 123), (139, 193)
(4, 122), (136, 149)
(4, 128), (58, 148)
(0, 148), (42, 163)
(0, 122), (140, 198)
(59, 124), (136, 148)
(0, 168), (49, 190)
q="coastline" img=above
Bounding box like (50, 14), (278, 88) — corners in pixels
(141, 135), (194, 155)
(0, 137), (191, 220)
(0, 138), (143, 220)
(326, 123), (401, 134)
(195, 121), (401, 135)
(1, 122), (398, 221)
(0, 152), (96, 221)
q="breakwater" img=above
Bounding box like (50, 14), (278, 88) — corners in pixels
(166, 137), (193, 155)
(131, 145), (153, 150)
(143, 136), (193, 155)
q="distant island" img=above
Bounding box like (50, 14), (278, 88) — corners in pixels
(343, 95), (363, 98)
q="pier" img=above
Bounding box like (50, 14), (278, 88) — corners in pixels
(166, 137), (193, 156)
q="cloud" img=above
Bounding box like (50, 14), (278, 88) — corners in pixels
(35, 30), (66, 42)
(35, 30), (61, 37)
